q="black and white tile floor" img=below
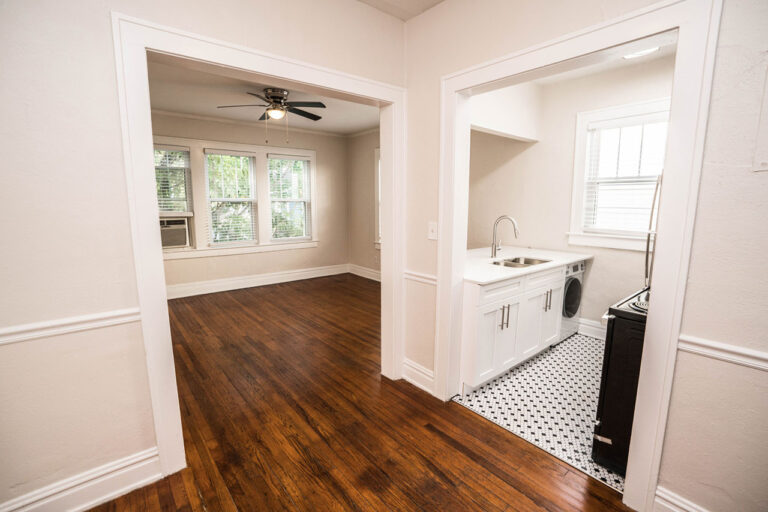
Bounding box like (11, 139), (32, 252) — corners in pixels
(452, 333), (625, 492)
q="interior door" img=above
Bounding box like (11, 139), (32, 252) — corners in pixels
(540, 280), (564, 348)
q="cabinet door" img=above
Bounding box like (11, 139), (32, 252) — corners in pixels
(494, 298), (521, 372)
(471, 303), (505, 386)
(517, 289), (547, 361)
(540, 281), (564, 348)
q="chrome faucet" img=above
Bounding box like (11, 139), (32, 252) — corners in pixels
(491, 215), (520, 258)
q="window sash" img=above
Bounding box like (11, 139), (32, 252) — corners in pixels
(154, 148), (192, 213)
(268, 157), (311, 239)
(206, 153), (257, 244)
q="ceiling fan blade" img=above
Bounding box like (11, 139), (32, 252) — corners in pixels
(258, 112), (267, 121)
(287, 106), (322, 121)
(217, 104), (267, 108)
(286, 101), (326, 108)
(247, 92), (271, 103)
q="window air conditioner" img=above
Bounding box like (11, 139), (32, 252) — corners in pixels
(160, 218), (189, 248)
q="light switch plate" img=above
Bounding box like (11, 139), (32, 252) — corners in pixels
(427, 221), (439, 240)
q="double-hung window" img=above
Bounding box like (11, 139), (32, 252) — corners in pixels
(268, 155), (311, 240)
(570, 99), (669, 250)
(205, 151), (257, 244)
(154, 147), (192, 213)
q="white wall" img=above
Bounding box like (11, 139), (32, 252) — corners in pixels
(468, 55), (676, 322)
(0, 0), (403, 506)
(656, 0), (768, 510)
(346, 130), (381, 272)
(151, 113), (351, 286)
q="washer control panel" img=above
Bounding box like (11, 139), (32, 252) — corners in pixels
(565, 261), (585, 276)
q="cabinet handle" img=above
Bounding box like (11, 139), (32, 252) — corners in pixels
(504, 304), (510, 328)
(547, 289), (552, 310)
(499, 304), (506, 330)
(544, 290), (550, 311)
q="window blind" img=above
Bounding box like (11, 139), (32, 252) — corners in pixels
(267, 156), (311, 239)
(583, 118), (667, 235)
(206, 153), (256, 244)
(154, 148), (191, 212)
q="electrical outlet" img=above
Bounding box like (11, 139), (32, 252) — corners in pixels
(427, 221), (438, 240)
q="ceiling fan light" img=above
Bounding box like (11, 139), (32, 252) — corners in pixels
(267, 106), (286, 120)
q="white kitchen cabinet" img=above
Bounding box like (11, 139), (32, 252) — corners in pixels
(461, 267), (566, 393)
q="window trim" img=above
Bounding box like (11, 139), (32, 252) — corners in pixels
(569, 98), (670, 251)
(154, 136), (317, 258)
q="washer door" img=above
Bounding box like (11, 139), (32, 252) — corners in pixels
(563, 277), (582, 318)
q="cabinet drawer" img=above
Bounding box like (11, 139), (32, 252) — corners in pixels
(524, 267), (565, 290)
(479, 277), (523, 305)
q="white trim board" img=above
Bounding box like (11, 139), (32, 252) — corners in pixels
(433, 1), (722, 510)
(166, 264), (349, 299)
(0, 308), (141, 347)
(402, 358), (435, 394)
(578, 318), (607, 340)
(112, 11), (406, 481)
(348, 264), (381, 282)
(654, 486), (710, 512)
(678, 334), (768, 372)
(403, 270), (438, 286)
(0, 448), (161, 512)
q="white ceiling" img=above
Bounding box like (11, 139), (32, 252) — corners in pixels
(147, 59), (380, 136)
(356, 0), (445, 20)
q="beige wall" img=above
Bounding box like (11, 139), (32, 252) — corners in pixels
(346, 130), (381, 271)
(0, 0), (403, 503)
(151, 113), (351, 284)
(468, 56), (675, 322)
(658, 0), (768, 509)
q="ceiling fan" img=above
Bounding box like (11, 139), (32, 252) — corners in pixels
(217, 88), (326, 121)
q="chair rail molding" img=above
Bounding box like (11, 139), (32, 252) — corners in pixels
(678, 334), (768, 372)
(0, 308), (141, 347)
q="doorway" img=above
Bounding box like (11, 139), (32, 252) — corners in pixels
(112, 13), (406, 480)
(433, 1), (721, 509)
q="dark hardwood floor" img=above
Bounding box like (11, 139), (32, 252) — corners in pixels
(90, 274), (630, 511)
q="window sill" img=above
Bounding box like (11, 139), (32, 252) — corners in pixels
(163, 240), (319, 260)
(567, 232), (651, 252)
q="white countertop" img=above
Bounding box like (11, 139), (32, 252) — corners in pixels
(465, 246), (593, 285)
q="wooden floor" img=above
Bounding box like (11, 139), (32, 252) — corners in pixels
(91, 274), (630, 511)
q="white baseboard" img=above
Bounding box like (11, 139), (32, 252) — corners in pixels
(347, 264), (381, 282)
(0, 448), (162, 512)
(166, 264), (350, 298)
(402, 358), (435, 394)
(654, 486), (710, 512)
(578, 318), (606, 340)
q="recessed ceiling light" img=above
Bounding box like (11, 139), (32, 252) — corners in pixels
(623, 46), (660, 59)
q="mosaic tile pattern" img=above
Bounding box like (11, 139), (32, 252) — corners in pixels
(453, 334), (625, 492)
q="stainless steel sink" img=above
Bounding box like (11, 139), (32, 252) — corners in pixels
(492, 257), (551, 268)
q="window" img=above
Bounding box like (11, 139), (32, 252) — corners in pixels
(154, 147), (191, 213)
(374, 148), (382, 247)
(206, 152), (256, 244)
(268, 155), (311, 239)
(570, 99), (669, 250)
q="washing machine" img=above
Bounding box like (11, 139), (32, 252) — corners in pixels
(559, 261), (585, 342)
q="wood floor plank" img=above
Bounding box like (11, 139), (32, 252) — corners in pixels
(89, 274), (630, 512)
